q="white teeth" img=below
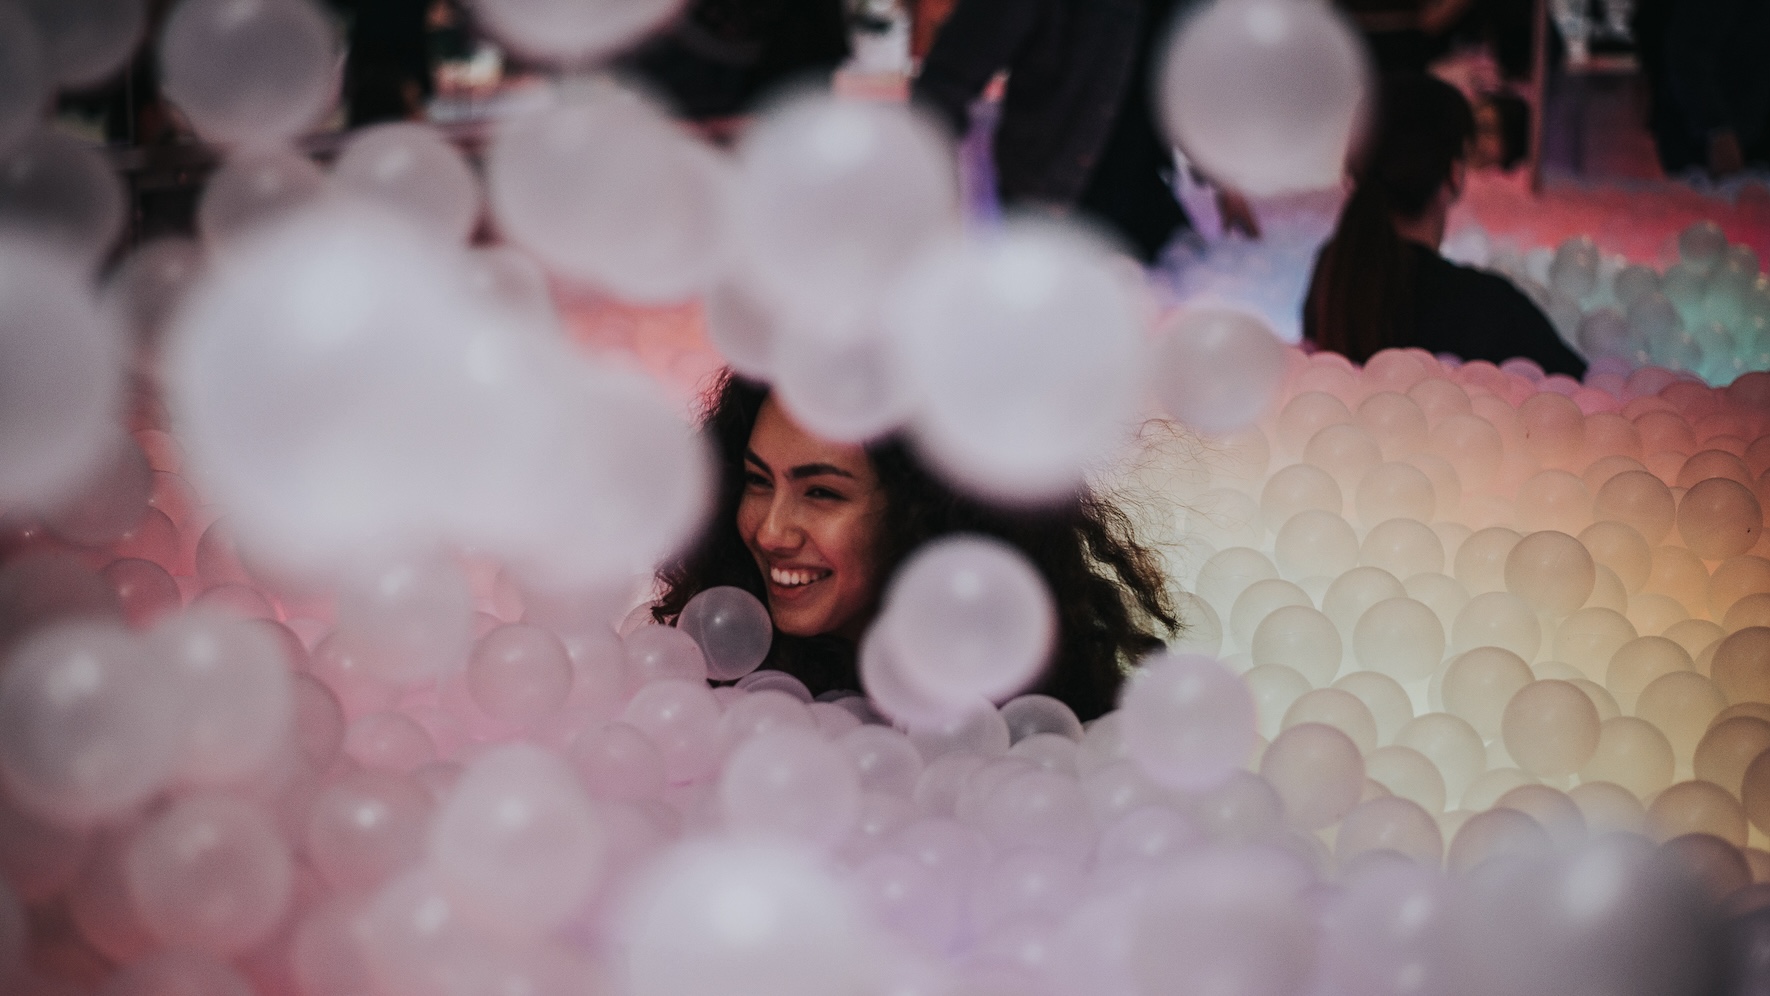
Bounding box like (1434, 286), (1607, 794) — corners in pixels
(770, 567), (828, 588)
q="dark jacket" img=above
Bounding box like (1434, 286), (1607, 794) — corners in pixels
(911, 0), (1144, 205)
(1305, 241), (1588, 378)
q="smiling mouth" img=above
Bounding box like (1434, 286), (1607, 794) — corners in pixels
(770, 566), (832, 589)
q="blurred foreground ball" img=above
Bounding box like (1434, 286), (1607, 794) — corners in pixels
(1153, 307), (1289, 436)
(1157, 0), (1369, 195)
(467, 0), (685, 64)
(158, 0), (339, 148)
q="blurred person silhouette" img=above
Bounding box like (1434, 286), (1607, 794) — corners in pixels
(909, 0), (1259, 263)
(1334, 0), (1478, 75)
(1632, 0), (1770, 179)
(335, 0), (436, 125)
(1304, 74), (1587, 376)
(650, 372), (1178, 721)
(622, 0), (851, 131)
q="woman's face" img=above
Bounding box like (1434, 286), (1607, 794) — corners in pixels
(737, 398), (889, 640)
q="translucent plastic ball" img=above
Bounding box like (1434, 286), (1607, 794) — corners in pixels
(150, 609), (293, 786)
(0, 622), (180, 826)
(1322, 565), (1406, 632)
(344, 712), (437, 773)
(427, 742), (605, 936)
(1396, 712), (1484, 803)
(1156, 0), (1369, 195)
(1595, 471), (1675, 546)
(1119, 652), (1254, 792)
(1582, 716), (1675, 799)
(1500, 679), (1600, 778)
(1152, 307), (1289, 435)
(620, 679), (723, 785)
(467, 0), (683, 63)
(1250, 603), (1342, 686)
(18, 0), (145, 88)
(124, 792), (292, 955)
(622, 839), (875, 996)
(466, 623), (573, 727)
(1711, 627), (1770, 705)
(0, 128), (126, 266)
(1126, 849), (1318, 996)
(332, 122), (481, 244)
(885, 219), (1145, 502)
(0, 6), (46, 157)
(1450, 591), (1541, 661)
(504, 362), (714, 592)
(1441, 646), (1534, 740)
(196, 146), (326, 246)
(487, 82), (731, 302)
(1364, 744), (1446, 813)
(1635, 670), (1726, 761)
(570, 720), (666, 802)
(164, 202), (570, 576)
(720, 726), (861, 849)
(999, 694), (1084, 744)
(733, 93), (956, 336)
(1259, 721), (1364, 830)
(1502, 529), (1596, 617)
(1273, 508), (1359, 580)
(677, 586), (773, 682)
(1694, 716), (1770, 797)
(1261, 462), (1343, 523)
(1356, 462), (1436, 527)
(1337, 795), (1443, 867)
(1606, 635), (1694, 714)
(1283, 687), (1378, 754)
(157, 0), (338, 148)
(878, 534), (1056, 706)
(1353, 596), (1446, 683)
(334, 554), (475, 686)
(769, 325), (917, 444)
(305, 769), (433, 892)
(1648, 780), (1747, 847)
(1677, 477), (1763, 561)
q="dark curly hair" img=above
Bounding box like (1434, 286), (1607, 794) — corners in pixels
(652, 371), (1178, 722)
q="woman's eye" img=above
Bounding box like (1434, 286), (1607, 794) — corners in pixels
(806, 486), (845, 501)
(743, 472), (770, 490)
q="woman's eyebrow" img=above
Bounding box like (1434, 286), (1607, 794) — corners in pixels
(787, 463), (856, 481)
(744, 450), (772, 474)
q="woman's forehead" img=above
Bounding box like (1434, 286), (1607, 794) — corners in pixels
(748, 397), (875, 477)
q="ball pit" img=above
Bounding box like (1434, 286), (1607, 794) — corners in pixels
(3, 1), (1770, 992)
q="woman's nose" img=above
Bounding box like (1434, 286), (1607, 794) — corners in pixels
(754, 496), (802, 552)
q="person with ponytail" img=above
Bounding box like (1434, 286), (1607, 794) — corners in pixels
(1303, 74), (1586, 378)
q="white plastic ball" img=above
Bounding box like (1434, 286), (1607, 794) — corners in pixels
(0, 128), (125, 266)
(467, 0), (685, 63)
(427, 742), (606, 936)
(733, 93), (957, 337)
(124, 792), (293, 955)
(1120, 652), (1254, 792)
(886, 219), (1146, 502)
(1152, 307), (1289, 435)
(0, 622), (181, 826)
(878, 535), (1056, 706)
(157, 0), (339, 148)
(1156, 0), (1369, 195)
(487, 82), (732, 302)
(332, 122), (481, 244)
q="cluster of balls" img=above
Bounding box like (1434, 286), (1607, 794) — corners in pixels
(1440, 220), (1770, 388)
(3, 347), (1769, 996)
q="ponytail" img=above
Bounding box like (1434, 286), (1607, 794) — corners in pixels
(1304, 180), (1418, 363)
(1303, 74), (1476, 364)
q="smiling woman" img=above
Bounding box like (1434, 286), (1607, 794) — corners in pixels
(652, 371), (1179, 721)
